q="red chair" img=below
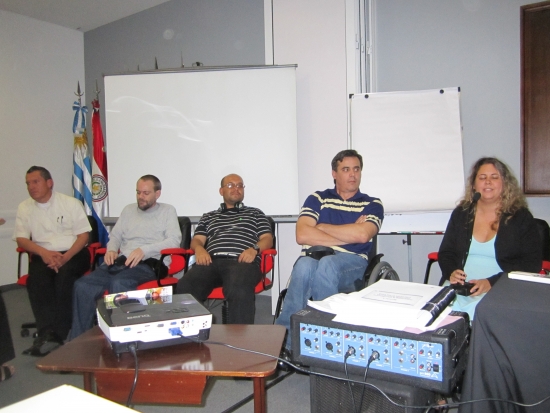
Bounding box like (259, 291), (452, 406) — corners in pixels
(93, 217), (193, 291)
(423, 252), (442, 285)
(133, 249), (192, 289)
(206, 217), (277, 324)
(16, 216), (101, 337)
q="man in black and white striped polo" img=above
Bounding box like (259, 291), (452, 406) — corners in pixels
(176, 174), (273, 324)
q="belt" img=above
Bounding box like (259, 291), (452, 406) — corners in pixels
(212, 255), (239, 260)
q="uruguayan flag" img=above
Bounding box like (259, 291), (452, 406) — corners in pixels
(72, 100), (93, 215)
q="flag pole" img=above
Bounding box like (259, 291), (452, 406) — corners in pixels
(75, 81), (83, 107)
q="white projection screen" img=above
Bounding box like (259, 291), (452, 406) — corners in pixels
(351, 88), (465, 231)
(104, 66), (299, 217)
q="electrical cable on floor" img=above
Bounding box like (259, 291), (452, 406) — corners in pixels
(126, 343), (139, 408)
(180, 334), (550, 412)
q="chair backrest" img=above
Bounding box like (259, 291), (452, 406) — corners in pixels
(367, 235), (378, 262)
(260, 216), (276, 275)
(267, 216), (276, 245)
(350, 235), (384, 291)
(167, 217), (192, 274)
(534, 218), (550, 261)
(87, 215), (99, 245)
(178, 216), (192, 249)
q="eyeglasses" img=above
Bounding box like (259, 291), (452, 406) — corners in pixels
(223, 183), (245, 189)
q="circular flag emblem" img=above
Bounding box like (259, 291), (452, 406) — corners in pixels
(92, 175), (108, 202)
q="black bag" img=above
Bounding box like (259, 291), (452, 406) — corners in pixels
(305, 246), (335, 260)
(107, 255), (168, 279)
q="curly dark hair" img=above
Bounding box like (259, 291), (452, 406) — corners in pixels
(459, 157), (527, 226)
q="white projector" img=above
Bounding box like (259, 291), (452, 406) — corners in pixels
(97, 293), (212, 355)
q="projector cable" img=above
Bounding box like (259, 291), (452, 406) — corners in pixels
(126, 342), (139, 408)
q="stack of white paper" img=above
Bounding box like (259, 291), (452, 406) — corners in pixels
(508, 271), (550, 284)
(307, 279), (453, 332)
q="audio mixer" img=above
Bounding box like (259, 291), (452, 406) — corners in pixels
(291, 307), (469, 394)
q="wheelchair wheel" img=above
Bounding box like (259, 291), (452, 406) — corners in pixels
(367, 261), (400, 286)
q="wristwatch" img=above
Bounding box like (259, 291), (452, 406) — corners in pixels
(253, 244), (261, 255)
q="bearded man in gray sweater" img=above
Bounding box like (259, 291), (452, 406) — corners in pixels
(68, 174), (181, 340)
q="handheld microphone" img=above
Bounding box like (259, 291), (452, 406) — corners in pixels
(462, 191), (481, 270)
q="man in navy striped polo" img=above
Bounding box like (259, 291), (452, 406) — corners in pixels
(275, 149), (384, 353)
(177, 174), (273, 324)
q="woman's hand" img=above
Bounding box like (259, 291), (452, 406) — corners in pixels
(469, 279), (491, 296)
(450, 269), (466, 284)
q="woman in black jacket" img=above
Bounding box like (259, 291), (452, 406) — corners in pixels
(438, 157), (541, 321)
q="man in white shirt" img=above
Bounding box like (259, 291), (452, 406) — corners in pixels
(14, 166), (91, 356)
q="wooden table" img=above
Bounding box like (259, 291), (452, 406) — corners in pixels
(37, 324), (286, 413)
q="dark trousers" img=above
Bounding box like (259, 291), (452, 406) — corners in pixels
(0, 292), (15, 365)
(26, 248), (90, 339)
(177, 258), (263, 324)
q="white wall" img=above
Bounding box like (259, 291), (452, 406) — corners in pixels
(270, 0), (353, 310)
(0, 10), (85, 286)
(273, 0), (350, 200)
(373, 0), (550, 282)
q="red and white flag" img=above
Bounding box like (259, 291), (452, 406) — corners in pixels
(91, 98), (109, 246)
